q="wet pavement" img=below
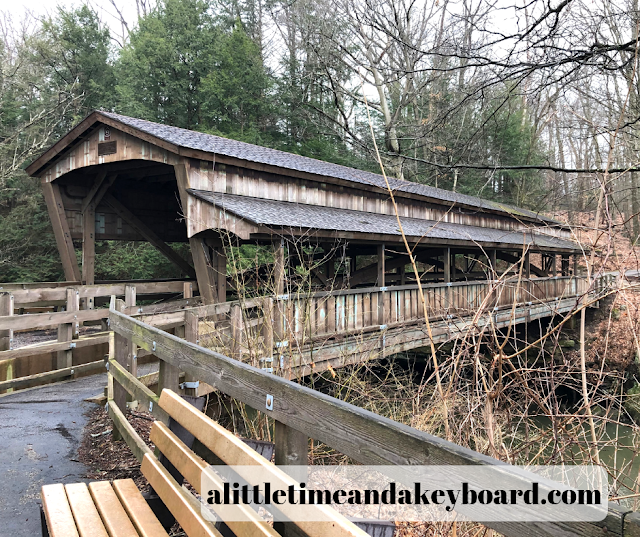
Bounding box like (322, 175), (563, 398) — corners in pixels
(0, 374), (106, 536)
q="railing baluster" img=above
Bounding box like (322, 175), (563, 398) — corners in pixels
(0, 293), (13, 352)
(56, 289), (78, 370)
(274, 420), (308, 536)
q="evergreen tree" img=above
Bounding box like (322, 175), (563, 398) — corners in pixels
(115, 0), (218, 129)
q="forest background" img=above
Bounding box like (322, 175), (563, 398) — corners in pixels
(1, 0), (638, 283)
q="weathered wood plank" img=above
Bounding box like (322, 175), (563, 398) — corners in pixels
(158, 390), (368, 537)
(107, 396), (153, 462)
(0, 293), (13, 351)
(141, 452), (222, 537)
(150, 421), (278, 537)
(0, 360), (104, 392)
(64, 482), (109, 537)
(41, 484), (80, 537)
(108, 359), (168, 423)
(88, 481), (139, 537)
(0, 333), (109, 362)
(0, 308), (107, 332)
(42, 182), (81, 282)
(112, 479), (170, 537)
(57, 289), (78, 370)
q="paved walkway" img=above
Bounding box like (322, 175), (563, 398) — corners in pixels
(0, 374), (106, 537)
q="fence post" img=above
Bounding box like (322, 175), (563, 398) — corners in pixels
(274, 419), (308, 536)
(0, 293), (13, 351)
(230, 304), (243, 360)
(112, 298), (129, 441)
(377, 244), (386, 325)
(262, 297), (275, 370)
(56, 289), (78, 369)
(182, 311), (199, 396)
(183, 281), (193, 300)
(125, 285), (137, 380)
(158, 286), (180, 395)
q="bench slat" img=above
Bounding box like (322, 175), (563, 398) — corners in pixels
(112, 479), (170, 537)
(158, 389), (368, 537)
(65, 483), (109, 537)
(41, 484), (80, 537)
(88, 481), (139, 537)
(150, 421), (279, 537)
(141, 452), (222, 537)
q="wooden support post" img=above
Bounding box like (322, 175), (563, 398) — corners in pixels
(274, 420), (308, 535)
(125, 285), (137, 380)
(377, 244), (386, 325)
(326, 254), (335, 284)
(262, 297), (275, 369)
(56, 289), (78, 369)
(82, 198), (96, 308)
(183, 311), (199, 396)
(42, 182), (81, 282)
(376, 244), (385, 287)
(524, 252), (531, 279)
(230, 304), (243, 360)
(444, 248), (451, 283)
(399, 264), (406, 285)
(561, 255), (569, 276)
(275, 239), (285, 296)
(572, 254), (578, 276)
(0, 293), (13, 351)
(112, 299), (129, 441)
(489, 249), (497, 278)
(189, 237), (217, 305)
(550, 254), (557, 277)
(274, 239), (286, 347)
(275, 420), (308, 476)
(216, 248), (227, 303)
(183, 281), (193, 299)
(451, 252), (457, 282)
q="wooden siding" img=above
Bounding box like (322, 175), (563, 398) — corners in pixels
(185, 160), (571, 238)
(41, 126), (179, 182)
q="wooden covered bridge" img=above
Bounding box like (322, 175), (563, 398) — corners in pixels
(3, 112), (635, 537)
(8, 110), (589, 379)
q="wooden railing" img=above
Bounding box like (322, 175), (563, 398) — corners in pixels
(0, 279), (199, 392)
(107, 305), (638, 537)
(191, 276), (590, 371)
(278, 276), (586, 340)
(0, 275), (605, 393)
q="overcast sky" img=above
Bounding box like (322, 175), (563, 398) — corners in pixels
(3, 0), (139, 44)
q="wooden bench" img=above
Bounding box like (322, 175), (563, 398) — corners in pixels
(40, 389), (371, 537)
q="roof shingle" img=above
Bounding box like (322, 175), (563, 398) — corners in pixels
(99, 111), (558, 225)
(188, 189), (578, 251)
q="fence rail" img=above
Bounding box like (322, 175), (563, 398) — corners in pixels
(0, 274), (608, 393)
(0, 279), (199, 393)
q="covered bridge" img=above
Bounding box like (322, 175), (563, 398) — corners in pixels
(26, 111), (581, 310)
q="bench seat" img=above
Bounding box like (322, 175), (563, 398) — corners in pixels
(41, 479), (169, 537)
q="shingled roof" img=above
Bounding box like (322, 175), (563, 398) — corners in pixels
(189, 190), (579, 252)
(90, 112), (556, 226)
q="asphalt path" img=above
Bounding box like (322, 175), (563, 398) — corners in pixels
(0, 374), (106, 535)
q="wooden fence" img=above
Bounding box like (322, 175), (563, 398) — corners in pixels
(0, 279), (199, 392)
(0, 274), (604, 392)
(106, 304), (639, 537)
